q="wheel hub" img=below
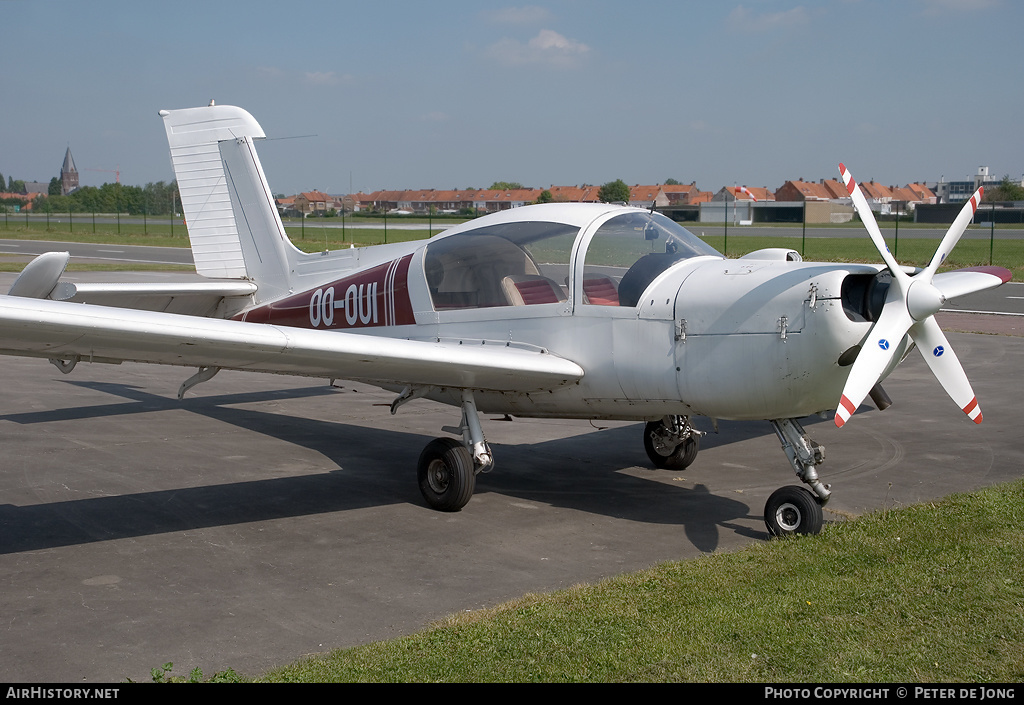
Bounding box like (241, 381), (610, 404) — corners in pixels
(650, 429), (676, 456)
(426, 459), (450, 493)
(775, 502), (802, 532)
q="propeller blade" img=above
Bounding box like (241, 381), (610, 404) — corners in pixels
(909, 317), (982, 423)
(932, 265), (1013, 301)
(921, 187), (984, 280)
(834, 296), (913, 428)
(838, 163), (908, 286)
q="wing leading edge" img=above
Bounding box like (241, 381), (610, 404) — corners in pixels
(0, 295), (584, 392)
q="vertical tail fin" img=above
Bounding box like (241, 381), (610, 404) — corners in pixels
(160, 105), (299, 303)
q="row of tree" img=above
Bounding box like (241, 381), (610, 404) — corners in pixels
(2, 174), (28, 195)
(28, 181), (181, 215)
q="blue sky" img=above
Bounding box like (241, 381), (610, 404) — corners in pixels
(2, 0), (1021, 196)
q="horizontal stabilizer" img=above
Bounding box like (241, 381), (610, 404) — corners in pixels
(50, 281), (258, 317)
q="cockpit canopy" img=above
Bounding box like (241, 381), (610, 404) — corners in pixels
(423, 207), (721, 311)
(582, 211), (721, 307)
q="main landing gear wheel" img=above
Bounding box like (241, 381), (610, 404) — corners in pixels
(764, 485), (824, 537)
(417, 437), (476, 512)
(643, 420), (699, 469)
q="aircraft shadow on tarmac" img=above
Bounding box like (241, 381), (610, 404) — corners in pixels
(0, 380), (845, 556)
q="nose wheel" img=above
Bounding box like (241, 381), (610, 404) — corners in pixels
(764, 485), (823, 537)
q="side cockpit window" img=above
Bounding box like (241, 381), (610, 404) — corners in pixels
(582, 212), (721, 307)
(424, 222), (578, 310)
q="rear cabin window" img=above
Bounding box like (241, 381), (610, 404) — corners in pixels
(424, 222), (578, 310)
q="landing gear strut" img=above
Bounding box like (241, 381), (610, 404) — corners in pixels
(643, 415), (703, 469)
(416, 390), (493, 512)
(767, 418), (829, 536)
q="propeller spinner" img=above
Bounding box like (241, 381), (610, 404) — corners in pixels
(834, 163), (986, 428)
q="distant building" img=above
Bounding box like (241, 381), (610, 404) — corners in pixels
(774, 180), (834, 202)
(711, 186), (775, 202)
(21, 182), (49, 196)
(293, 190), (332, 215)
(934, 166), (1001, 204)
(61, 147), (79, 195)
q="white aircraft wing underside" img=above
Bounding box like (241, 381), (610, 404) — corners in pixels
(0, 295), (584, 392)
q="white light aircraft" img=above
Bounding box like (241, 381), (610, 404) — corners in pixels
(0, 105), (1010, 536)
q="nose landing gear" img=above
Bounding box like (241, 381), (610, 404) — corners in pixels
(767, 418), (829, 536)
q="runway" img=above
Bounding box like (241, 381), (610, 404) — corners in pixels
(0, 273), (1021, 682)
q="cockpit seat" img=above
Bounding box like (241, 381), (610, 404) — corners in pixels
(502, 275), (567, 306)
(582, 274), (619, 306)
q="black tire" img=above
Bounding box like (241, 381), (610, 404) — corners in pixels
(764, 486), (823, 537)
(417, 438), (476, 512)
(643, 421), (700, 469)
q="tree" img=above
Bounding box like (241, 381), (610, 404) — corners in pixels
(48, 177), (62, 196)
(598, 179), (630, 204)
(536, 189), (553, 204)
(664, 178), (681, 185)
(489, 181), (524, 190)
(982, 175), (1024, 202)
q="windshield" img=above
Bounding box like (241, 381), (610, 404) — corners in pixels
(582, 212), (721, 307)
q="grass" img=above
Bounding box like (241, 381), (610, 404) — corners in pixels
(239, 479), (1024, 683)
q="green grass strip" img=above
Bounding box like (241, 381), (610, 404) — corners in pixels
(250, 480), (1024, 683)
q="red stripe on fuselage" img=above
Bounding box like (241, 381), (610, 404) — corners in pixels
(236, 254), (416, 329)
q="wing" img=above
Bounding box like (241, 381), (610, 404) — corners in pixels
(0, 295), (584, 392)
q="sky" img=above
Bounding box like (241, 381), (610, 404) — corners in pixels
(2, 0), (1022, 196)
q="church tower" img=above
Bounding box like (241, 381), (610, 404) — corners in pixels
(60, 147), (79, 195)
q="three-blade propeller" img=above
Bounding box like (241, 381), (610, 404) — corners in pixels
(834, 163), (986, 428)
